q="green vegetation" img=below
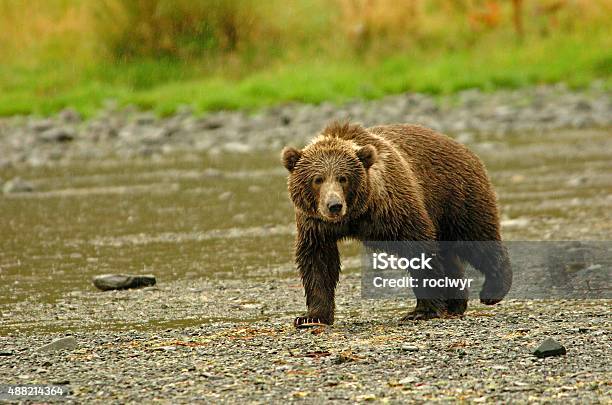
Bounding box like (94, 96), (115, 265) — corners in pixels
(0, 0), (610, 117)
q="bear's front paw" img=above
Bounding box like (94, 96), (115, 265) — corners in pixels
(294, 316), (329, 329)
(399, 308), (442, 323)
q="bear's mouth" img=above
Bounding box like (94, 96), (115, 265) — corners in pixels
(322, 213), (343, 222)
(319, 207), (347, 222)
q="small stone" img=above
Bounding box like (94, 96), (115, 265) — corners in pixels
(232, 213), (247, 223)
(334, 350), (357, 364)
(40, 127), (75, 142)
(135, 113), (156, 125)
(574, 100), (592, 111)
(0, 351), (14, 356)
(58, 108), (82, 123)
(533, 338), (566, 358)
(401, 345), (419, 352)
(154, 346), (176, 351)
(566, 177), (587, 187)
(222, 142), (252, 154)
(3, 177), (34, 193)
(218, 191), (233, 201)
(399, 376), (419, 385)
(92, 274), (156, 291)
(29, 119), (54, 132)
(36, 337), (77, 353)
(200, 118), (223, 130)
(501, 217), (530, 228)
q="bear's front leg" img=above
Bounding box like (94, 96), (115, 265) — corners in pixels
(294, 228), (340, 328)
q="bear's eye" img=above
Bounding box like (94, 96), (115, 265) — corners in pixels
(313, 176), (324, 185)
(338, 175), (348, 184)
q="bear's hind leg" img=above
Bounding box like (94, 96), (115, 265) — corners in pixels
(400, 246), (447, 322)
(442, 253), (469, 315)
(461, 241), (512, 305)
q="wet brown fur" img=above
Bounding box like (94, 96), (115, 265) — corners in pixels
(282, 121), (512, 324)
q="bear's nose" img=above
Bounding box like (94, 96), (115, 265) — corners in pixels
(328, 202), (343, 214)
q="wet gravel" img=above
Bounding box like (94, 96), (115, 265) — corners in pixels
(1, 274), (610, 403)
(0, 83), (610, 169)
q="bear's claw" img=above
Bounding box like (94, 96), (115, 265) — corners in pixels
(294, 316), (328, 329)
(399, 309), (441, 323)
(480, 297), (502, 305)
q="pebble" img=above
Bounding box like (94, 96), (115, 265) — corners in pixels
(58, 108), (82, 123)
(533, 338), (567, 358)
(39, 127), (75, 142)
(0, 85), (609, 168)
(2, 177), (34, 193)
(399, 376), (420, 385)
(92, 274), (157, 291)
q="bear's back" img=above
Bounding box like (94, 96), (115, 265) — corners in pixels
(366, 124), (495, 240)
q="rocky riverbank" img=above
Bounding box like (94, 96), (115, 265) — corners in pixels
(1, 273), (610, 403)
(0, 84), (610, 170)
(1, 85), (610, 403)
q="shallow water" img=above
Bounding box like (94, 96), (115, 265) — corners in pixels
(1, 129), (611, 312)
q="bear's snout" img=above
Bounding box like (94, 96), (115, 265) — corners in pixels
(319, 181), (347, 221)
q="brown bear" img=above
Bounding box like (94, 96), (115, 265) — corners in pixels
(281, 121), (512, 327)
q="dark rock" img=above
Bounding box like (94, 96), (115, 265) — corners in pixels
(0, 351), (14, 356)
(575, 100), (592, 111)
(58, 108), (82, 123)
(40, 127), (75, 142)
(3, 177), (34, 193)
(533, 338), (566, 358)
(35, 337), (77, 353)
(92, 274), (156, 291)
(135, 113), (156, 125)
(200, 118), (223, 130)
(280, 114), (292, 126)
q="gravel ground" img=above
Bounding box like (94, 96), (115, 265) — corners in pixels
(1, 274), (610, 403)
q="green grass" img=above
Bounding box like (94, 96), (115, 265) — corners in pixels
(0, 29), (610, 117)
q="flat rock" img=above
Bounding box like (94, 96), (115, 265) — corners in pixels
(93, 274), (156, 291)
(399, 376), (419, 385)
(533, 338), (566, 358)
(35, 337), (77, 353)
(3, 177), (34, 193)
(40, 127), (75, 142)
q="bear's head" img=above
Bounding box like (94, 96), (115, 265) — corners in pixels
(281, 137), (377, 222)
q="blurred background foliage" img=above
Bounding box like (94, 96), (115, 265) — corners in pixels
(0, 0), (610, 116)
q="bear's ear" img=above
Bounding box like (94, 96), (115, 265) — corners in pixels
(281, 147), (302, 172)
(356, 144), (377, 169)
